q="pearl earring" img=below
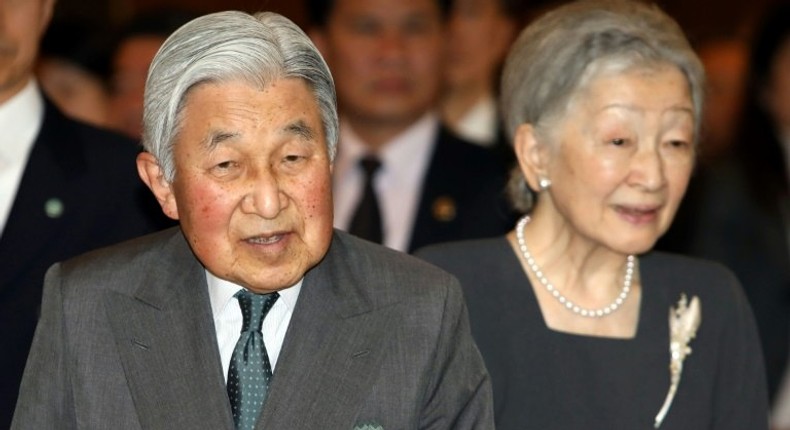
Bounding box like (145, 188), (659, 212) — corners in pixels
(538, 178), (552, 190)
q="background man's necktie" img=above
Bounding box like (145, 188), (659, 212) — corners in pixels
(348, 156), (383, 243)
(227, 290), (279, 430)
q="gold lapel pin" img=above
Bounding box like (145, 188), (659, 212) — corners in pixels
(432, 196), (456, 222)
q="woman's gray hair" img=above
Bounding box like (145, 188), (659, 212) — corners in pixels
(142, 11), (339, 181)
(500, 0), (705, 213)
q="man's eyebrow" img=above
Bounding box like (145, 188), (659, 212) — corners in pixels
(205, 130), (239, 150)
(283, 120), (316, 141)
(202, 120), (316, 150)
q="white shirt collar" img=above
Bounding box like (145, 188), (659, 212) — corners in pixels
(0, 79), (44, 166)
(333, 112), (438, 251)
(206, 269), (302, 317)
(0, 79), (44, 235)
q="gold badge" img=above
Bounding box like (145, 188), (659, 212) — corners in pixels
(432, 196), (456, 222)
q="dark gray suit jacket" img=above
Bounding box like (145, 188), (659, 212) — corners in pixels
(12, 228), (493, 429)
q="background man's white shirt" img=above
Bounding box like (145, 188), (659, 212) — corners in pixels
(333, 112), (437, 252)
(0, 80), (43, 236)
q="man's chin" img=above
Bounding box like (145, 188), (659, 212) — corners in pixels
(242, 276), (301, 294)
(235, 263), (309, 293)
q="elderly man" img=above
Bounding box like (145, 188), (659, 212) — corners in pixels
(12, 11), (493, 430)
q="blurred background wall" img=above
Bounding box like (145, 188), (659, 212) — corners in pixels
(53, 0), (782, 44)
(54, 0), (307, 34)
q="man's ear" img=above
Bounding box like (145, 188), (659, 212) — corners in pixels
(136, 152), (179, 220)
(513, 123), (551, 191)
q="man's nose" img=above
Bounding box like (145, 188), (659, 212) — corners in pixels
(241, 167), (288, 219)
(377, 31), (407, 63)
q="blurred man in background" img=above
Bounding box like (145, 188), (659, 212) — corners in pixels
(0, 0), (166, 425)
(308, 0), (514, 253)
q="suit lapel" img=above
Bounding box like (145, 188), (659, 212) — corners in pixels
(409, 126), (460, 252)
(103, 231), (234, 429)
(408, 125), (513, 252)
(260, 234), (398, 428)
(0, 101), (83, 287)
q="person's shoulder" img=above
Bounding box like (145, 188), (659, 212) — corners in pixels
(41, 100), (140, 158)
(414, 237), (513, 299)
(327, 231), (462, 298)
(75, 122), (137, 149)
(332, 230), (455, 277)
(42, 99), (152, 180)
(57, 227), (183, 285)
(642, 251), (737, 281)
(641, 251), (745, 311)
(415, 237), (508, 267)
(438, 125), (505, 157)
(64, 116), (139, 156)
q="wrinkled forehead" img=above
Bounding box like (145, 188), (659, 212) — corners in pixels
(174, 77), (327, 147)
(556, 59), (695, 121)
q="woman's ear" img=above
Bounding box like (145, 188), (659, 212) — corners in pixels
(136, 152), (180, 220)
(513, 123), (551, 191)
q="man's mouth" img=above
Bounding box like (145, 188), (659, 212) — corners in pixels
(244, 233), (286, 245)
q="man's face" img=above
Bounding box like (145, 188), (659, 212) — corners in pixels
(313, 0), (445, 132)
(110, 35), (167, 138)
(139, 78), (334, 293)
(444, 0), (515, 89)
(0, 0), (54, 104)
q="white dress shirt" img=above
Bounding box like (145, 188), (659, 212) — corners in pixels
(333, 112), (437, 252)
(0, 79), (44, 236)
(208, 270), (301, 382)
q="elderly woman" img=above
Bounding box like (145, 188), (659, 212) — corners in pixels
(417, 0), (769, 428)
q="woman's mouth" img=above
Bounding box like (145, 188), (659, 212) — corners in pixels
(614, 205), (660, 225)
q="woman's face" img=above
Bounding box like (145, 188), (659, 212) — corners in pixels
(536, 65), (695, 255)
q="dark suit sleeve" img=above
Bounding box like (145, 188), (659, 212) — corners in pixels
(419, 277), (495, 429)
(711, 272), (770, 429)
(11, 264), (77, 430)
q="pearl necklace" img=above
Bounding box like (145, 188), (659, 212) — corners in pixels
(515, 215), (636, 318)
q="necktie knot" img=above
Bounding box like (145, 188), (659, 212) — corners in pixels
(235, 290), (279, 333)
(359, 156), (382, 177)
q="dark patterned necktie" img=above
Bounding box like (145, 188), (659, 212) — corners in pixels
(227, 290), (279, 430)
(348, 156), (383, 243)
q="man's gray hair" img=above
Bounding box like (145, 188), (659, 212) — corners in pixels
(142, 11), (339, 181)
(500, 0), (705, 213)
